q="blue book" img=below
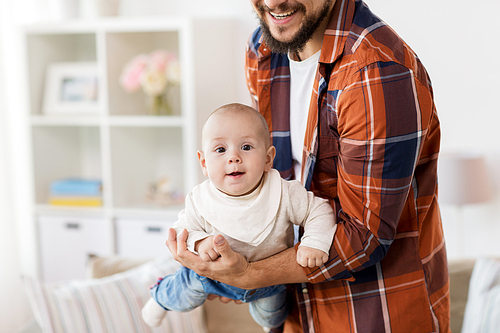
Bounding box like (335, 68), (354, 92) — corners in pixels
(50, 179), (102, 196)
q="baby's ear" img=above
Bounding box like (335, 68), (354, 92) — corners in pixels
(264, 146), (276, 172)
(197, 150), (208, 177)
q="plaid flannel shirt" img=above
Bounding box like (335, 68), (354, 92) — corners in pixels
(245, 0), (450, 332)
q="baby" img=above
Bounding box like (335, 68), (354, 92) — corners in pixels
(142, 103), (336, 330)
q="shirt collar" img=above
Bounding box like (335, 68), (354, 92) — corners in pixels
(319, 0), (355, 65)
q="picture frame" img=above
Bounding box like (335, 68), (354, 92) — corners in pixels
(43, 62), (100, 115)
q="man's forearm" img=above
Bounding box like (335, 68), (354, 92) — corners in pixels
(236, 247), (309, 289)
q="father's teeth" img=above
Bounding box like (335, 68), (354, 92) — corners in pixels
(271, 11), (296, 19)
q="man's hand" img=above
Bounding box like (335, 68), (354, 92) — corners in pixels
(207, 294), (243, 304)
(166, 228), (252, 288)
(296, 246), (329, 268)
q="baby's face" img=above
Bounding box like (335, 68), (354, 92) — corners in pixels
(198, 110), (274, 196)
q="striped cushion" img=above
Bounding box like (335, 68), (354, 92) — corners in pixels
(23, 257), (207, 333)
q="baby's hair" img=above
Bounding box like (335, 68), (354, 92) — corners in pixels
(202, 103), (271, 148)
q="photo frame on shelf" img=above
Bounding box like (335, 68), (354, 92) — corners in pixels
(43, 62), (100, 115)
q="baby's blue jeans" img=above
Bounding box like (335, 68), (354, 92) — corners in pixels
(150, 266), (289, 328)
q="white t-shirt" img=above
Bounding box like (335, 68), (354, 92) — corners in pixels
(288, 50), (321, 182)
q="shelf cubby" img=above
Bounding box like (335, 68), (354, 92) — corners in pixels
(32, 125), (102, 205)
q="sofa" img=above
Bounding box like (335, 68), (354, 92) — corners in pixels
(20, 256), (496, 333)
(21, 255), (264, 333)
(86, 255), (265, 333)
(448, 259), (475, 333)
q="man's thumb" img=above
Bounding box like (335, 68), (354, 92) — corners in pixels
(213, 234), (230, 253)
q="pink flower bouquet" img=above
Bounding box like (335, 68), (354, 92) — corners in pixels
(119, 50), (180, 115)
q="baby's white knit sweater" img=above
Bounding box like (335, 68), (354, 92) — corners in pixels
(174, 169), (336, 262)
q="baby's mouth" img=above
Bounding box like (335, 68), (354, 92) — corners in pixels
(228, 172), (244, 177)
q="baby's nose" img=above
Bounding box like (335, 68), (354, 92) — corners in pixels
(228, 155), (241, 163)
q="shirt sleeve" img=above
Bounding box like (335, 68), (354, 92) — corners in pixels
(286, 180), (337, 255)
(303, 61), (436, 283)
(245, 31), (260, 110)
(173, 192), (211, 253)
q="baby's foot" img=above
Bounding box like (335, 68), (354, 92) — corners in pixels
(142, 298), (167, 327)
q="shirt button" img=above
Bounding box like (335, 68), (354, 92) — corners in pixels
(302, 288), (308, 294)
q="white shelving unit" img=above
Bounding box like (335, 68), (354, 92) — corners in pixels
(21, 17), (240, 282)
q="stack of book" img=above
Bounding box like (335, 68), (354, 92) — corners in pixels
(49, 178), (103, 207)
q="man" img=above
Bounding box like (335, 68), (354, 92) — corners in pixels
(167, 0), (450, 332)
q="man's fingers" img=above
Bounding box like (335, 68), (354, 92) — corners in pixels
(166, 228), (178, 256)
(177, 228), (189, 255)
(167, 227), (176, 242)
(206, 295), (243, 304)
(218, 297), (243, 304)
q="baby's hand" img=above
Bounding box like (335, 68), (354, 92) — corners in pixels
(194, 236), (220, 262)
(296, 246), (329, 268)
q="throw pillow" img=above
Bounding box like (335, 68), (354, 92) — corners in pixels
(461, 257), (500, 333)
(86, 254), (151, 279)
(23, 256), (207, 333)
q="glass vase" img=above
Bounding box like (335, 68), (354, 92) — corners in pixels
(148, 93), (172, 116)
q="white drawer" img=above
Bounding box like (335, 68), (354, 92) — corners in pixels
(38, 215), (113, 282)
(115, 218), (176, 259)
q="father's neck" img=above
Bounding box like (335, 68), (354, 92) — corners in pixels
(293, 6), (334, 61)
(293, 36), (323, 61)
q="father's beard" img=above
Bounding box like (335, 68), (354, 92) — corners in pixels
(255, 0), (333, 55)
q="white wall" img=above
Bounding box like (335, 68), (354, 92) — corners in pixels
(0, 68), (30, 333)
(0, 0), (34, 330)
(119, 0), (255, 18)
(368, 0), (500, 260)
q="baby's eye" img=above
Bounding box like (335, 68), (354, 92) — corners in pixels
(242, 144), (252, 151)
(215, 147), (226, 153)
